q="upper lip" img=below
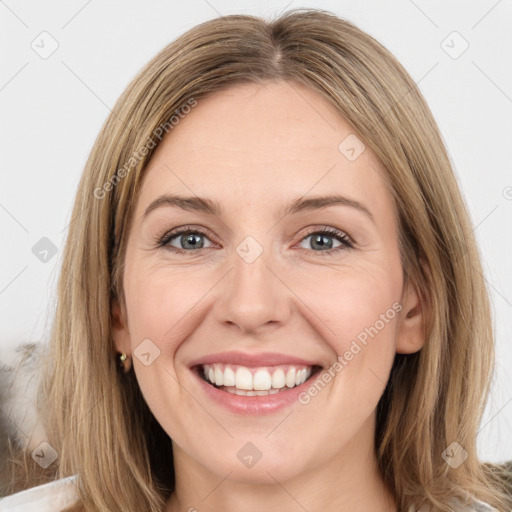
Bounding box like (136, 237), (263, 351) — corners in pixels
(189, 351), (323, 368)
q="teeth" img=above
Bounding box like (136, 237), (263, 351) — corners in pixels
(271, 368), (285, 389)
(201, 363), (314, 392)
(214, 366), (224, 386)
(235, 367), (253, 390)
(296, 369), (308, 386)
(285, 367), (296, 388)
(253, 370), (271, 390)
(224, 387), (283, 396)
(223, 366), (235, 387)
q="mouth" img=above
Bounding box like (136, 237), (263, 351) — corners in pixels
(193, 363), (323, 396)
(188, 351), (325, 414)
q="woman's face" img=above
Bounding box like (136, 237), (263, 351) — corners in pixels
(112, 81), (424, 486)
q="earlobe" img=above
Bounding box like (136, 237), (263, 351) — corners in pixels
(396, 266), (428, 355)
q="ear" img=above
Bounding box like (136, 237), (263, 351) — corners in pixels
(111, 298), (131, 355)
(395, 262), (429, 355)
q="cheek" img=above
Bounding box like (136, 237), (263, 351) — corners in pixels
(300, 266), (402, 392)
(290, 272), (401, 452)
(122, 266), (200, 432)
(124, 263), (207, 355)
(304, 266), (400, 342)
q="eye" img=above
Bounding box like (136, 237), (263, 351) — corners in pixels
(156, 225), (354, 256)
(157, 227), (215, 253)
(297, 227), (354, 255)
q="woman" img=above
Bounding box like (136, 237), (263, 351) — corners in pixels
(1, 8), (510, 512)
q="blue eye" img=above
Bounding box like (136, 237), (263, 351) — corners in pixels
(159, 228), (213, 253)
(157, 226), (354, 256)
(298, 228), (353, 255)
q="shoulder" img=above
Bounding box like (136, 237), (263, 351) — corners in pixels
(0, 475), (79, 512)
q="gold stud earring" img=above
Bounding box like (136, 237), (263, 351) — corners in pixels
(118, 352), (130, 373)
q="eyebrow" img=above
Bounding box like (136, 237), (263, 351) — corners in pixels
(143, 193), (374, 223)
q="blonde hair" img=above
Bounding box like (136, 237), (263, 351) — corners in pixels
(2, 8), (511, 511)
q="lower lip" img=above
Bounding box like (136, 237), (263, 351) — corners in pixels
(192, 368), (319, 415)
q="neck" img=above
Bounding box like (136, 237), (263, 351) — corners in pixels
(166, 417), (396, 512)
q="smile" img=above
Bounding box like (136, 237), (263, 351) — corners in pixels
(200, 363), (318, 396)
(189, 351), (324, 414)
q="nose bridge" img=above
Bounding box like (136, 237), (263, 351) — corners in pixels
(214, 233), (290, 333)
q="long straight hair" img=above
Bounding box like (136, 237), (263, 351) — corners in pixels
(3, 9), (511, 511)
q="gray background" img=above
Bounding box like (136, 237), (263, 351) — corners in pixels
(1, 0), (511, 462)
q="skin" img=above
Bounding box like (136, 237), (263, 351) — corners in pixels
(112, 80), (426, 512)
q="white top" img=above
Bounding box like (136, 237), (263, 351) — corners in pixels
(0, 474), (498, 511)
(0, 475), (79, 512)
(409, 496), (497, 511)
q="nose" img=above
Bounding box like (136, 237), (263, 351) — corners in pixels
(213, 241), (292, 335)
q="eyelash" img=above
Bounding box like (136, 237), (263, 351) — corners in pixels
(156, 225), (355, 257)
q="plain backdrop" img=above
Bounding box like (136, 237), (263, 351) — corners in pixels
(1, 0), (511, 463)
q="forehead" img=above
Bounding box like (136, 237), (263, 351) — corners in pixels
(135, 81), (391, 219)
